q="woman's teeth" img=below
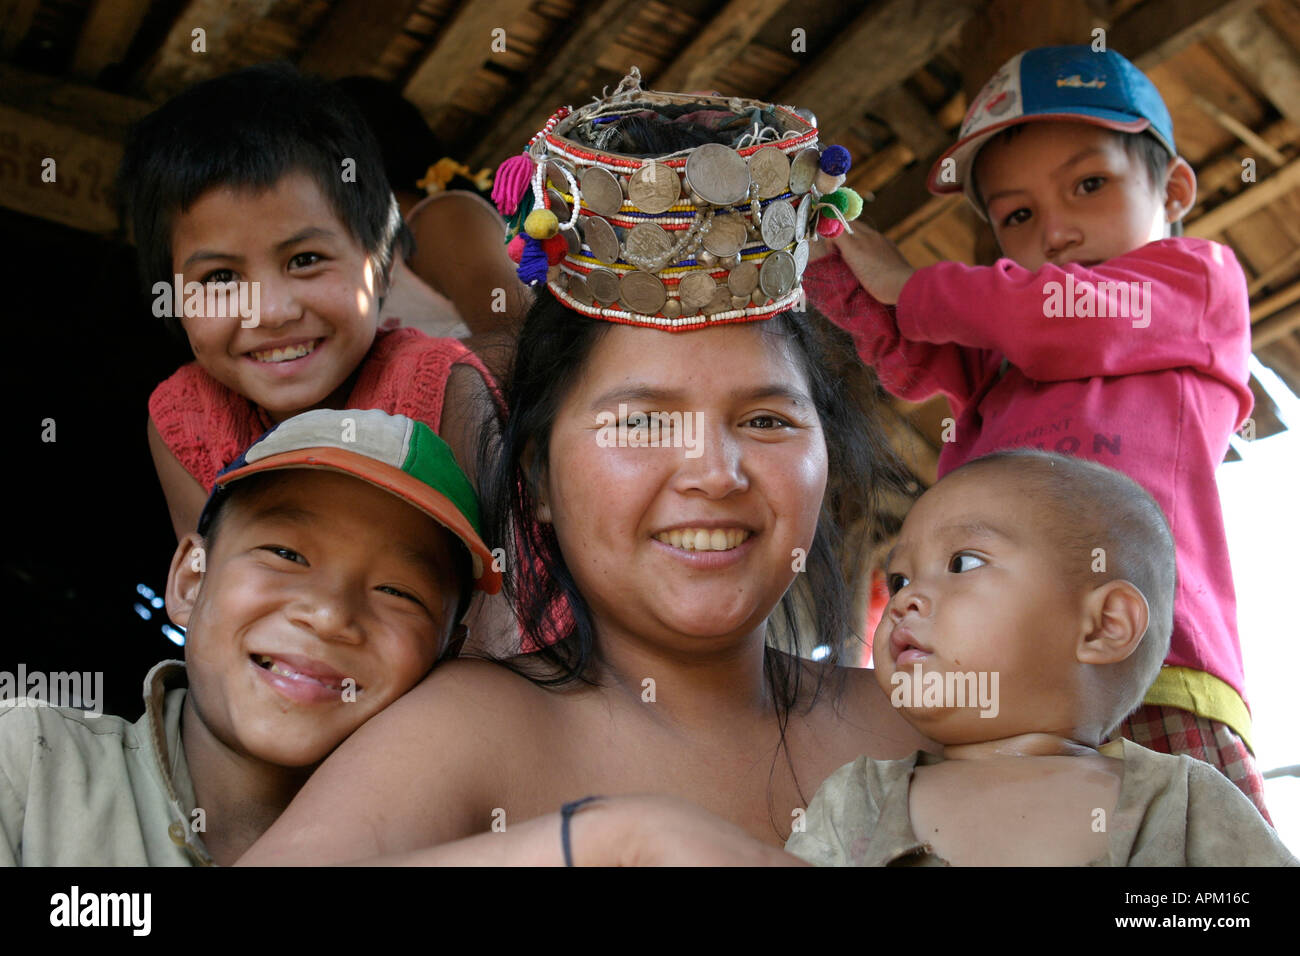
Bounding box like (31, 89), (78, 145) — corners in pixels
(654, 528), (751, 551)
(251, 340), (316, 363)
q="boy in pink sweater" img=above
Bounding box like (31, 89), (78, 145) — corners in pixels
(804, 46), (1264, 814)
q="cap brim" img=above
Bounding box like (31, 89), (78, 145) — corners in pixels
(926, 110), (1157, 215)
(217, 447), (502, 595)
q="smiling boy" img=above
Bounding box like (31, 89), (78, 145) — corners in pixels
(0, 408), (499, 865)
(786, 451), (1295, 866)
(803, 45), (1263, 812)
(119, 63), (497, 540)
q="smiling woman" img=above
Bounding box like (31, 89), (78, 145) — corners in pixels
(234, 80), (931, 865)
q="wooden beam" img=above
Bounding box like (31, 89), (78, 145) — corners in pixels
(297, 0), (418, 79)
(70, 0), (152, 81)
(138, 0), (297, 100)
(651, 0), (788, 92)
(1114, 0), (1265, 70)
(1192, 94), (1286, 167)
(0, 102), (122, 233)
(0, 63), (153, 143)
(776, 0), (980, 141)
(1252, 303), (1300, 349)
(1249, 245), (1300, 296)
(871, 87), (950, 160)
(402, 0), (537, 117)
(1251, 280), (1300, 322)
(1216, 7), (1300, 127)
(1187, 157), (1300, 237)
(466, 0), (639, 169)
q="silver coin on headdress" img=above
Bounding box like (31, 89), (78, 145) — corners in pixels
(678, 272), (717, 313)
(685, 143), (750, 206)
(546, 158), (575, 190)
(547, 188), (570, 222)
(620, 271), (667, 314)
(759, 199), (797, 250)
(703, 285), (733, 315)
(759, 250), (796, 299)
(794, 192), (813, 241)
(727, 261), (758, 296)
(581, 216), (620, 264)
(627, 162), (681, 214)
(561, 225), (581, 255)
(792, 239), (810, 280)
(581, 166), (624, 218)
(624, 222), (675, 271)
(701, 214), (747, 258)
(586, 267), (621, 303)
(789, 147), (821, 195)
(568, 274), (594, 306)
(748, 147), (791, 200)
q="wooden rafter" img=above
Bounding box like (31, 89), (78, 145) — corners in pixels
(465, 0), (640, 169)
(70, 0), (152, 81)
(1118, 0), (1265, 69)
(651, 0), (789, 93)
(297, 0), (419, 79)
(402, 0), (536, 117)
(1187, 157), (1300, 237)
(776, 0), (980, 141)
(1216, 8), (1300, 127)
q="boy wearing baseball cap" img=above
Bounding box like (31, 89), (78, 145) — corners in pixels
(803, 46), (1264, 813)
(0, 408), (500, 865)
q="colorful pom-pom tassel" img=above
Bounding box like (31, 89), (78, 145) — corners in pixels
(541, 233), (568, 265)
(506, 234), (527, 264)
(492, 154), (535, 216)
(824, 187), (864, 222)
(816, 216), (844, 238)
(819, 145), (851, 176)
(517, 236), (549, 285)
(525, 208), (560, 240)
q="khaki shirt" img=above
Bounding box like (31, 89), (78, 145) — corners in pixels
(786, 738), (1297, 867)
(0, 661), (213, 866)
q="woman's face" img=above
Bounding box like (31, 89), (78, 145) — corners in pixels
(539, 322), (828, 654)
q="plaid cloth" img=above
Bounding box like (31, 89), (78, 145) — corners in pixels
(1117, 704), (1272, 824)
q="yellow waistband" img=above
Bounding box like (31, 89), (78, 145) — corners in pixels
(1142, 666), (1253, 752)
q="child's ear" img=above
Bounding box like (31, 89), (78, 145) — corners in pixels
(1077, 580), (1149, 666)
(1161, 157), (1197, 224)
(166, 532), (207, 630)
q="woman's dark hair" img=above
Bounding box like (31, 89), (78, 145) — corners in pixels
(478, 292), (907, 728)
(330, 76), (445, 197)
(116, 62), (403, 336)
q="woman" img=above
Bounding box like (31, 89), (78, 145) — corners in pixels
(239, 79), (928, 865)
(237, 294), (929, 864)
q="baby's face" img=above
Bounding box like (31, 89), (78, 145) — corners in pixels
(873, 469), (1089, 743)
(169, 171), (380, 421)
(169, 470), (460, 768)
(975, 121), (1171, 272)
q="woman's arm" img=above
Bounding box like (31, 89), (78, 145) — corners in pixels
(236, 660), (540, 865)
(147, 417), (208, 540)
(244, 794), (808, 867)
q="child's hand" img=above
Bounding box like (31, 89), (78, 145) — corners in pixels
(830, 226), (914, 305)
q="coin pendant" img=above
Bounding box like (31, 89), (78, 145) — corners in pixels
(586, 267), (621, 303)
(581, 216), (620, 264)
(759, 250), (796, 299)
(748, 147), (791, 200)
(685, 143), (750, 206)
(581, 166), (624, 217)
(627, 162), (681, 214)
(760, 199), (797, 250)
(620, 271), (667, 315)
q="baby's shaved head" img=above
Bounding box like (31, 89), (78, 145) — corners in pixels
(951, 450), (1175, 731)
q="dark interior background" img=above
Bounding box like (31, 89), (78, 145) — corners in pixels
(2, 206), (193, 720)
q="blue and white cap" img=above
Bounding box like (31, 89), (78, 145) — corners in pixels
(927, 45), (1176, 217)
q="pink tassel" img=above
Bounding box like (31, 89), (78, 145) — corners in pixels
(492, 154), (535, 216)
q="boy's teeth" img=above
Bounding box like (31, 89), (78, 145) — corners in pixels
(654, 528), (751, 551)
(252, 340), (316, 363)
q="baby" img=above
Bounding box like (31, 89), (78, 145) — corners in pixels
(786, 450), (1295, 866)
(804, 44), (1262, 811)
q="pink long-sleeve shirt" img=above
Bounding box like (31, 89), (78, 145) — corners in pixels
(805, 237), (1254, 701)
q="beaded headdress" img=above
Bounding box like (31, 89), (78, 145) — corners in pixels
(491, 69), (865, 331)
